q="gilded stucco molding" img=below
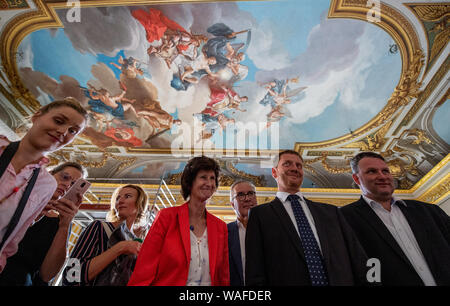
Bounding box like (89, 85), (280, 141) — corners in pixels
(0, 0), (29, 10)
(406, 3), (450, 72)
(315, 0), (422, 143)
(416, 173), (450, 204)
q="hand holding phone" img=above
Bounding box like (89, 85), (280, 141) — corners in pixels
(62, 178), (91, 205)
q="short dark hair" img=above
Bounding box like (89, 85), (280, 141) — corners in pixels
(350, 151), (385, 173)
(275, 150), (303, 166)
(49, 161), (87, 178)
(180, 156), (220, 200)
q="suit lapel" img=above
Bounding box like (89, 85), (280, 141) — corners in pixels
(354, 197), (412, 266)
(178, 203), (191, 265)
(229, 222), (244, 282)
(270, 198), (306, 262)
(398, 202), (433, 269)
(207, 211), (218, 282)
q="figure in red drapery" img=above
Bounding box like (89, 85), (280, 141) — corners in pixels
(132, 8), (187, 43)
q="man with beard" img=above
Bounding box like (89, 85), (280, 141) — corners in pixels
(245, 150), (368, 286)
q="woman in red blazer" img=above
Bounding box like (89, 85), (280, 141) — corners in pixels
(128, 156), (229, 286)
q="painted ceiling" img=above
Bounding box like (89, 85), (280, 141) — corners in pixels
(0, 0), (449, 223)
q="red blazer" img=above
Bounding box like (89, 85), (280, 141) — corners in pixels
(128, 203), (230, 286)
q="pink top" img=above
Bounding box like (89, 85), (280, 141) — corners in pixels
(0, 136), (57, 272)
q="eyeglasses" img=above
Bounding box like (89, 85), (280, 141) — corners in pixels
(56, 171), (77, 185)
(233, 191), (256, 200)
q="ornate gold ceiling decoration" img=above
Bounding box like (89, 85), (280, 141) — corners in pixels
(0, 0), (447, 204)
(417, 173), (450, 204)
(294, 0), (447, 194)
(0, 0), (29, 10)
(406, 3), (450, 72)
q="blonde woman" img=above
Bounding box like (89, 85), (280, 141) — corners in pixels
(0, 98), (88, 272)
(63, 184), (148, 286)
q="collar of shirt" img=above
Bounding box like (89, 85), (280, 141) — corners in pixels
(0, 137), (50, 168)
(362, 195), (407, 210)
(236, 218), (245, 230)
(276, 191), (306, 204)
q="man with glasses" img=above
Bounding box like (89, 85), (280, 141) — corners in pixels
(228, 180), (258, 286)
(245, 150), (369, 286)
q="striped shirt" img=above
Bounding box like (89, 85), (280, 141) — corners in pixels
(62, 220), (115, 286)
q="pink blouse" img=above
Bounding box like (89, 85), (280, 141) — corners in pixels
(0, 136), (57, 272)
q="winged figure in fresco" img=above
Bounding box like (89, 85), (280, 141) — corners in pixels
(194, 108), (235, 140)
(110, 56), (144, 79)
(83, 83), (135, 118)
(132, 8), (208, 69)
(206, 85), (248, 114)
(202, 23), (250, 73)
(170, 49), (219, 91)
(259, 77), (307, 127)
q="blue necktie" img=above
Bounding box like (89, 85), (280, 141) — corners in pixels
(287, 194), (329, 286)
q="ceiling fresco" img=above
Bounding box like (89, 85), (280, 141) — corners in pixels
(15, 0), (403, 151)
(0, 0), (449, 222)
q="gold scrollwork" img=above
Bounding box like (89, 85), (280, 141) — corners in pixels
(167, 172), (182, 185)
(304, 153), (351, 174)
(405, 128), (433, 145)
(417, 174), (450, 204)
(344, 120), (392, 151)
(227, 162), (265, 187)
(219, 174), (235, 187)
(411, 5), (450, 21)
(74, 151), (136, 170)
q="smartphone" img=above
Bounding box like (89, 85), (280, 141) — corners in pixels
(62, 178), (91, 205)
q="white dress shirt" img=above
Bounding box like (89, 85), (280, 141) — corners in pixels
(276, 191), (323, 254)
(236, 219), (246, 283)
(363, 195), (436, 286)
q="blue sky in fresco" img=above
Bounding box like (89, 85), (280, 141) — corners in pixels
(21, 0), (442, 150)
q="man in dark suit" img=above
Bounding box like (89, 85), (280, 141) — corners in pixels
(245, 150), (368, 286)
(227, 180), (257, 286)
(341, 151), (450, 286)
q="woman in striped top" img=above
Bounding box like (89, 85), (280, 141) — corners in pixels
(62, 184), (148, 286)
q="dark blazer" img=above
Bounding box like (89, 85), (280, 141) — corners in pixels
(245, 197), (369, 286)
(340, 197), (450, 286)
(227, 221), (244, 286)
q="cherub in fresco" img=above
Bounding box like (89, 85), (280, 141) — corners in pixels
(156, 29), (208, 62)
(137, 108), (182, 135)
(170, 50), (218, 91)
(147, 35), (180, 69)
(259, 77), (307, 127)
(203, 23), (251, 74)
(224, 42), (246, 76)
(85, 84), (137, 120)
(195, 108), (235, 140)
(132, 8), (205, 69)
(207, 85), (248, 113)
(177, 32), (209, 61)
(259, 78), (300, 107)
(266, 105), (286, 128)
(180, 49), (219, 83)
(110, 56), (144, 79)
